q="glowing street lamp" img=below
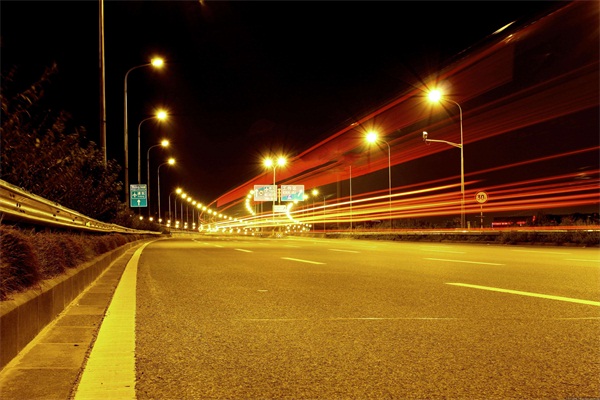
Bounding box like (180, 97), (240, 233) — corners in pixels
(124, 57), (164, 205)
(366, 131), (392, 227)
(424, 89), (465, 229)
(157, 158), (175, 222)
(147, 139), (169, 216)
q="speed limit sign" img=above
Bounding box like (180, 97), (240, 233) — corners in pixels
(475, 191), (488, 204)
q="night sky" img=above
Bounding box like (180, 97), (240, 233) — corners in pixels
(1, 0), (567, 205)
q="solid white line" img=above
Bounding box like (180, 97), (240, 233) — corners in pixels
(420, 246), (466, 254)
(329, 249), (360, 253)
(74, 242), (152, 399)
(425, 258), (504, 266)
(446, 282), (600, 306)
(281, 257), (325, 265)
(240, 317), (461, 321)
(235, 248), (253, 253)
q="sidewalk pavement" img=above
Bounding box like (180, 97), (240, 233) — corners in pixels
(0, 246), (138, 400)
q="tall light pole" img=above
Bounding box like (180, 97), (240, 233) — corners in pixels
(263, 156), (287, 222)
(366, 131), (392, 228)
(138, 109), (167, 184)
(124, 57), (164, 206)
(170, 188), (182, 227)
(147, 139), (169, 216)
(180, 192), (187, 229)
(186, 196), (192, 229)
(157, 158), (175, 223)
(424, 89), (465, 229)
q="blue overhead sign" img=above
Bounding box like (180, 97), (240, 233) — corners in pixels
(130, 184), (147, 207)
(280, 185), (304, 201)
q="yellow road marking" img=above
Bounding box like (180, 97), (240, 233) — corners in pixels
(74, 243), (152, 399)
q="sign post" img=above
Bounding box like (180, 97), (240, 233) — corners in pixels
(475, 191), (488, 228)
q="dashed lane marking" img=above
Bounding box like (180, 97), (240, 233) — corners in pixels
(281, 257), (325, 265)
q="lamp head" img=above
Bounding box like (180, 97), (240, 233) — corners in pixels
(156, 110), (168, 120)
(151, 58), (164, 68)
(366, 131), (378, 143)
(428, 90), (442, 103)
(422, 131), (428, 141)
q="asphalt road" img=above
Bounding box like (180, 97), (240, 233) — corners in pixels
(128, 236), (599, 399)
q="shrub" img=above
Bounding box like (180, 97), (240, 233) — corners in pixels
(30, 232), (69, 278)
(0, 226), (41, 300)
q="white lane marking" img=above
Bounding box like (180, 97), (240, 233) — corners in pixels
(565, 258), (600, 263)
(240, 317), (461, 321)
(425, 258), (504, 266)
(447, 282), (600, 306)
(281, 257), (325, 265)
(420, 246), (466, 254)
(235, 248), (253, 253)
(329, 249), (360, 253)
(74, 242), (151, 399)
(510, 249), (571, 255)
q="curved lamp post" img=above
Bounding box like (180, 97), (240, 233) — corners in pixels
(138, 110), (167, 184)
(311, 188), (327, 232)
(169, 187), (182, 227)
(424, 89), (465, 229)
(124, 57), (164, 205)
(147, 139), (169, 216)
(157, 158), (175, 223)
(366, 131), (392, 227)
(180, 192), (187, 229)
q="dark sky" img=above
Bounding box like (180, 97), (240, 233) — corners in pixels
(1, 0), (565, 204)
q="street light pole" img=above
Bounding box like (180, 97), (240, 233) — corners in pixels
(366, 132), (392, 228)
(424, 90), (465, 229)
(138, 111), (167, 185)
(147, 139), (169, 216)
(124, 58), (163, 206)
(157, 158), (175, 223)
(263, 156), (287, 225)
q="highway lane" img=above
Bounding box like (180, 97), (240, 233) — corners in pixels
(132, 236), (599, 399)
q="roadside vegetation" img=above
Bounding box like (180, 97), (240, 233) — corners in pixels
(0, 225), (152, 301)
(1, 65), (150, 230)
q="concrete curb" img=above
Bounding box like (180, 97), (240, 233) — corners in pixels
(0, 240), (147, 370)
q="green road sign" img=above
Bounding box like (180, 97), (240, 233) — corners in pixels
(130, 184), (147, 207)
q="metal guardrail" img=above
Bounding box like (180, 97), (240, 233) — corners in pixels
(0, 179), (158, 234)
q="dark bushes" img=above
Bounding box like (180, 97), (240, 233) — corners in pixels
(0, 227), (147, 301)
(0, 226), (41, 300)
